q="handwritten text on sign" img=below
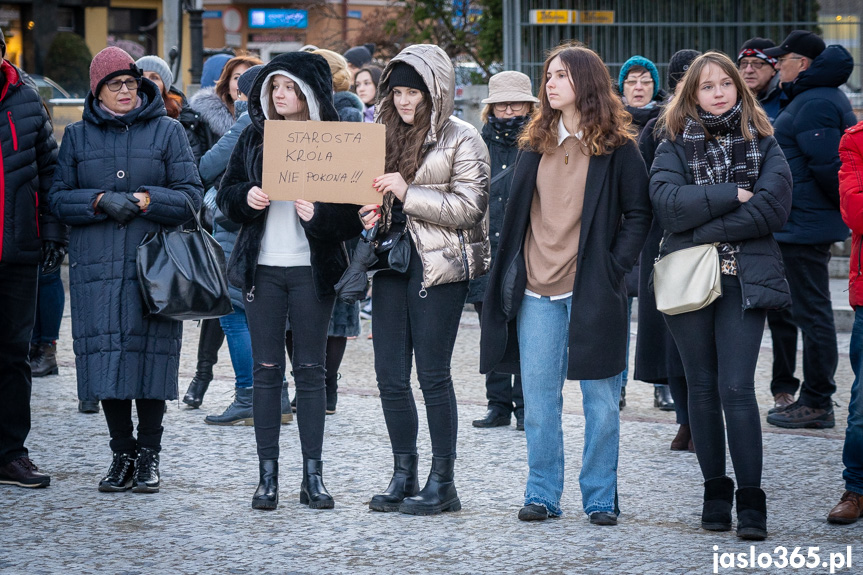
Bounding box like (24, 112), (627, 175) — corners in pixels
(262, 120), (384, 204)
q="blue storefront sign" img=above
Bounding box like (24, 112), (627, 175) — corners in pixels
(248, 8), (308, 29)
(202, 10), (222, 19)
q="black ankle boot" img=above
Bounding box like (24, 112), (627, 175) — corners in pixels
(702, 476), (734, 531)
(182, 366), (213, 408)
(399, 456), (461, 515)
(132, 447), (160, 493)
(31, 342), (58, 377)
(252, 459), (278, 510)
(369, 454), (419, 512)
(98, 451), (136, 492)
(300, 459), (334, 509)
(736, 487), (767, 540)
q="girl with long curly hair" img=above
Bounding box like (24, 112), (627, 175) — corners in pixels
(357, 44), (490, 516)
(480, 43), (652, 523)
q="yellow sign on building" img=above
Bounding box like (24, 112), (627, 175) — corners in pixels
(580, 11), (615, 24)
(529, 10), (573, 24)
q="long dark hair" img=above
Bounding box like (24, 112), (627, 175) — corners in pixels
(520, 43), (635, 155)
(377, 88), (432, 183)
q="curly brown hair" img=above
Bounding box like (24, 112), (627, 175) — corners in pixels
(377, 89), (432, 183)
(657, 51), (773, 141)
(519, 43), (635, 156)
(215, 54), (263, 117)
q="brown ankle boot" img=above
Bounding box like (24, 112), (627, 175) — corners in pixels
(670, 424), (692, 451)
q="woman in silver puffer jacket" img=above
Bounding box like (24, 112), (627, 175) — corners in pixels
(359, 44), (490, 516)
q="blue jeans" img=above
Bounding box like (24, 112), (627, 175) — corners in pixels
(31, 267), (64, 344)
(219, 308), (253, 389)
(517, 294), (623, 517)
(844, 309), (863, 494)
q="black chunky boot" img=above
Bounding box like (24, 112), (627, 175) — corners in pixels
(369, 454), (419, 512)
(399, 456), (461, 515)
(98, 451), (136, 492)
(702, 476), (735, 531)
(132, 447), (160, 493)
(736, 487), (768, 540)
(31, 342), (58, 377)
(252, 460), (278, 510)
(300, 459), (334, 509)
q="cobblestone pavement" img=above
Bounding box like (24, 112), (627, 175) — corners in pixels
(1, 298), (860, 574)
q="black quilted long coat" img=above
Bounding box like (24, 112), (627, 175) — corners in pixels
(48, 79), (203, 401)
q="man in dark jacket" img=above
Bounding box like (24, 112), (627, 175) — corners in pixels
(0, 29), (61, 488)
(763, 31), (857, 429)
(737, 38), (782, 123)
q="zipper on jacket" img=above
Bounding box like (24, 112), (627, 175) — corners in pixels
(457, 229), (470, 280)
(246, 285), (255, 302)
(33, 186), (39, 237)
(7, 112), (17, 151)
(857, 235), (863, 279)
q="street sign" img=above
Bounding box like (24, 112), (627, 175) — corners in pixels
(529, 10), (572, 24)
(580, 11), (615, 24)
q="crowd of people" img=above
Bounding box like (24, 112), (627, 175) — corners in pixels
(0, 27), (862, 538)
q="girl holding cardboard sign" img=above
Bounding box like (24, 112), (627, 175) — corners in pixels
(357, 44), (490, 516)
(217, 52), (363, 512)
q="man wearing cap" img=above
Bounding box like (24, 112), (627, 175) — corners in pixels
(736, 38), (782, 123)
(762, 30), (857, 429)
(0, 29), (60, 488)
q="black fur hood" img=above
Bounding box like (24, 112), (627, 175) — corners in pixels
(248, 52), (339, 133)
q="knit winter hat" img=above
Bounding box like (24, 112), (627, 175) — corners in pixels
(619, 55), (660, 98)
(90, 46), (140, 96)
(343, 44), (374, 68)
(737, 38), (778, 69)
(387, 63), (429, 93)
(237, 64), (263, 98)
(201, 54), (231, 88)
(136, 55), (173, 89)
(667, 49), (701, 93)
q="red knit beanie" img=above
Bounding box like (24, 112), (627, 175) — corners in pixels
(89, 46), (140, 96)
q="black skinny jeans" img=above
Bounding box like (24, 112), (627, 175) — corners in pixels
(663, 276), (765, 488)
(285, 332), (347, 398)
(101, 399), (165, 453)
(372, 243), (467, 459)
(245, 265), (334, 461)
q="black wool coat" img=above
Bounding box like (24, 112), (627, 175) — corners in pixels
(649, 134), (793, 311)
(48, 80), (203, 401)
(217, 52), (363, 300)
(480, 140), (653, 381)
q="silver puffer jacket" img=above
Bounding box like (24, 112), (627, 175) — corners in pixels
(377, 45), (491, 289)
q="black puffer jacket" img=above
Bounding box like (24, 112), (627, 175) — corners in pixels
(48, 79), (203, 401)
(0, 60), (61, 264)
(217, 52), (363, 300)
(467, 114), (526, 304)
(649, 133), (793, 311)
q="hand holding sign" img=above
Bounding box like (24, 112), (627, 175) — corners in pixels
(262, 120), (385, 204)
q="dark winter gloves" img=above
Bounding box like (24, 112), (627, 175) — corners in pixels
(98, 191), (140, 224)
(41, 241), (67, 274)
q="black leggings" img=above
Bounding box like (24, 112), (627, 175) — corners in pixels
(285, 333), (347, 397)
(245, 265), (334, 461)
(102, 399), (166, 453)
(663, 276), (765, 488)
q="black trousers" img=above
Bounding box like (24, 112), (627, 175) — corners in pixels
(664, 276), (765, 488)
(101, 399), (166, 453)
(767, 242), (838, 409)
(0, 262), (38, 466)
(372, 244), (467, 459)
(196, 317), (225, 370)
(245, 265), (333, 461)
(474, 301), (523, 415)
(285, 332), (347, 398)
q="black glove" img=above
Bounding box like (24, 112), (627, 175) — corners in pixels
(41, 240), (67, 274)
(98, 191), (140, 224)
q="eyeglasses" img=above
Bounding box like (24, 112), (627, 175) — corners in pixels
(623, 78), (654, 87)
(738, 60), (768, 70)
(493, 102), (528, 113)
(777, 56), (804, 65)
(105, 78), (141, 92)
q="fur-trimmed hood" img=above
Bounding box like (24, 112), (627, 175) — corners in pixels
(189, 86), (234, 138)
(378, 45), (455, 148)
(247, 52), (339, 133)
(334, 90), (364, 122)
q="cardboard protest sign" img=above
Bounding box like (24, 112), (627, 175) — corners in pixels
(262, 120), (384, 204)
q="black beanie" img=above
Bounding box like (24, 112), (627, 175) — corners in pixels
(667, 49), (701, 93)
(387, 63), (428, 93)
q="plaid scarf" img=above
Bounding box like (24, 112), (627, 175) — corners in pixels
(682, 99), (761, 191)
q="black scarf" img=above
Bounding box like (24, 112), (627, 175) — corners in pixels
(483, 114), (528, 148)
(682, 99), (761, 190)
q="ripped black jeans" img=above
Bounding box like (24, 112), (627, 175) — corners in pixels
(245, 265), (334, 461)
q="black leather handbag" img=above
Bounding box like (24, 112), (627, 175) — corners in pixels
(136, 195), (233, 320)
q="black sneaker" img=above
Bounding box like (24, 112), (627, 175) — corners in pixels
(0, 456), (51, 488)
(766, 401), (835, 429)
(98, 451), (136, 492)
(515, 408), (525, 431)
(589, 511), (618, 525)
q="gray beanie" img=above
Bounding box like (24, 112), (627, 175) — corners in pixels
(136, 55), (173, 89)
